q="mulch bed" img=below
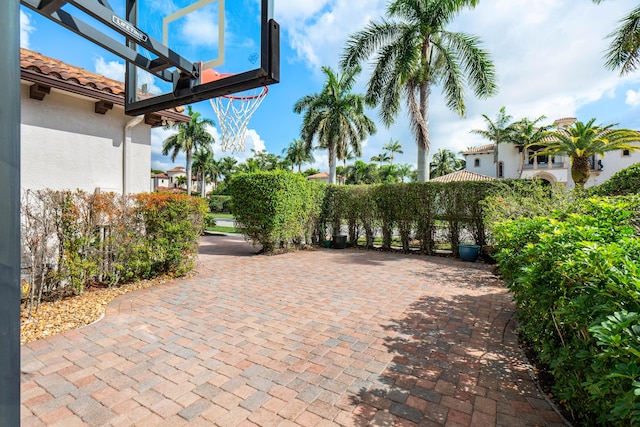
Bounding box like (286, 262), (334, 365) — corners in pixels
(20, 276), (173, 344)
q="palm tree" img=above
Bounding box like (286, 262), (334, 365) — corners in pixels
(429, 148), (464, 178)
(509, 115), (550, 177)
(345, 160), (379, 184)
(283, 139), (315, 172)
(593, 1), (640, 75)
(341, 0), (497, 182)
(293, 66), (377, 184)
(192, 148), (216, 197)
(371, 152), (391, 166)
(162, 105), (215, 195)
(220, 156), (238, 184)
(470, 106), (516, 177)
(396, 163), (414, 182)
(340, 147), (357, 169)
(175, 175), (187, 188)
(530, 118), (640, 188)
(382, 139), (403, 163)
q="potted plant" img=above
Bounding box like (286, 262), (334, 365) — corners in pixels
(458, 243), (480, 262)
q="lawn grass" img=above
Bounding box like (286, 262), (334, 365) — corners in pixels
(210, 213), (234, 219)
(207, 225), (239, 233)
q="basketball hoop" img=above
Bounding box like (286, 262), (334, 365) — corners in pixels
(209, 86), (268, 153)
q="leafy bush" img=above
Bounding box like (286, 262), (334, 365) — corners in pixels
(21, 190), (206, 315)
(593, 162), (640, 196)
(493, 196), (640, 424)
(229, 170), (318, 252)
(208, 195), (233, 213)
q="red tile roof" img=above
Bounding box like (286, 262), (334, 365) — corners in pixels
(21, 48), (124, 96)
(461, 144), (495, 155)
(431, 170), (495, 183)
(20, 48), (187, 121)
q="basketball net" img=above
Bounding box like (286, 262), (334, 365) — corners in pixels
(209, 86), (268, 153)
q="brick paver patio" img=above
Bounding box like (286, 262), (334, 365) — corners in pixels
(21, 235), (569, 426)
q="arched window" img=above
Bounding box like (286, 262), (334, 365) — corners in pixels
(474, 158), (480, 167)
(623, 149), (631, 157)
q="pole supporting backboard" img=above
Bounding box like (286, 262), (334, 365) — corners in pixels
(1, 0), (21, 424)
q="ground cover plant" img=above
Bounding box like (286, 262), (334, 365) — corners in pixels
(490, 195), (640, 425)
(21, 189), (207, 316)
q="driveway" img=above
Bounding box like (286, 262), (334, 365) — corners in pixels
(21, 235), (568, 426)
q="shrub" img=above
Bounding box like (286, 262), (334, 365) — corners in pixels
(21, 190), (206, 315)
(593, 162), (640, 196)
(208, 195), (233, 213)
(229, 170), (317, 252)
(493, 196), (640, 424)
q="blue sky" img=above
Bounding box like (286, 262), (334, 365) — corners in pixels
(20, 0), (640, 172)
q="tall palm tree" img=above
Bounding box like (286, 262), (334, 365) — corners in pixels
(341, 0), (497, 182)
(162, 105), (215, 195)
(429, 148), (465, 178)
(191, 148), (216, 197)
(593, 1), (640, 75)
(530, 118), (640, 188)
(220, 156), (238, 184)
(382, 139), (403, 163)
(340, 147), (356, 169)
(293, 66), (377, 184)
(371, 152), (391, 166)
(283, 139), (315, 172)
(470, 106), (516, 177)
(509, 115), (549, 177)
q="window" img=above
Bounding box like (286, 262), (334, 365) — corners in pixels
(623, 149), (631, 157)
(498, 161), (504, 178)
(474, 158), (480, 167)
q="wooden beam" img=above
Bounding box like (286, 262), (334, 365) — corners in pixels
(29, 83), (50, 100)
(94, 100), (113, 114)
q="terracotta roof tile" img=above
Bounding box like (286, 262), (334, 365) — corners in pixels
(21, 48), (125, 96)
(461, 144), (495, 155)
(431, 170), (495, 183)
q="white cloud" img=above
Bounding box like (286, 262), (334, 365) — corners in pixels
(626, 89), (640, 107)
(20, 10), (35, 49)
(93, 56), (125, 81)
(181, 9), (219, 48)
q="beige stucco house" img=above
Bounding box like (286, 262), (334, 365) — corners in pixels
(20, 48), (188, 195)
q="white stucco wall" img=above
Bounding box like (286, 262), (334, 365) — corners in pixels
(20, 82), (151, 194)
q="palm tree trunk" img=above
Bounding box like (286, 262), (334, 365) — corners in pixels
(329, 144), (337, 184)
(518, 146), (525, 178)
(416, 81), (430, 182)
(186, 151), (193, 195)
(201, 173), (206, 198)
(571, 156), (591, 188)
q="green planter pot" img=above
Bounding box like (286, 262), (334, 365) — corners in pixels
(458, 244), (480, 262)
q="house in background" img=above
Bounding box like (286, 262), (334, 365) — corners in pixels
(306, 172), (346, 185)
(461, 117), (639, 188)
(151, 165), (213, 194)
(20, 48), (189, 195)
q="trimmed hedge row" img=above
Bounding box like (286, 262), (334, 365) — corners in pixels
(228, 170), (497, 254)
(493, 196), (640, 425)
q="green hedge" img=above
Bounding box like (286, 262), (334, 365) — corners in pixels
(229, 171), (318, 252)
(228, 176), (497, 255)
(593, 162), (640, 196)
(493, 196), (640, 425)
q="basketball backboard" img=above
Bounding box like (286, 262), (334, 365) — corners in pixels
(20, 0), (279, 116)
(126, 0), (278, 115)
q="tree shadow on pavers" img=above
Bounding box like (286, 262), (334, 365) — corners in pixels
(347, 292), (567, 426)
(411, 258), (501, 291)
(332, 250), (409, 267)
(198, 235), (258, 257)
